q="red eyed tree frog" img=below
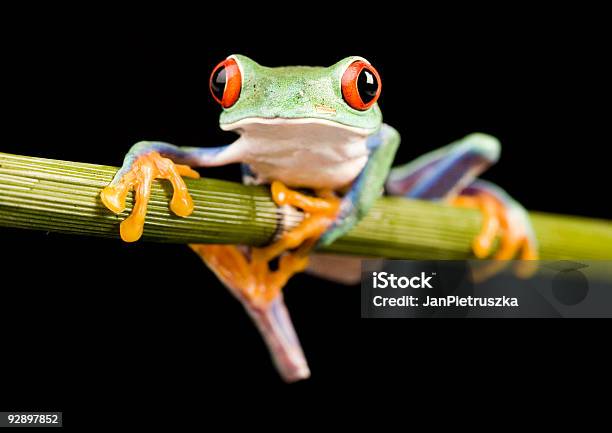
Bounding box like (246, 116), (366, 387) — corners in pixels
(100, 55), (538, 382)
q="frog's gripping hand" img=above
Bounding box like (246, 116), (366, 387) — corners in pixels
(100, 151), (198, 241)
(100, 141), (237, 242)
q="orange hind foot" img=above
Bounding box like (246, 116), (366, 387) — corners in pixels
(452, 192), (538, 280)
(191, 180), (341, 305)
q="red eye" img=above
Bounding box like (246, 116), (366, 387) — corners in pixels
(209, 58), (242, 108)
(341, 60), (381, 111)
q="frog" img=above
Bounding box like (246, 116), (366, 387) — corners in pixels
(100, 54), (538, 382)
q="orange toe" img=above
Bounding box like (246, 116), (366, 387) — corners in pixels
(101, 151), (197, 242)
(170, 193), (194, 217)
(119, 212), (145, 242)
(100, 184), (129, 214)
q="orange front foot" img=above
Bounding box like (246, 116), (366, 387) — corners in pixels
(100, 151), (199, 242)
(453, 193), (539, 280)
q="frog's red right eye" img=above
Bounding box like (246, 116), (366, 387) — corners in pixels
(341, 60), (381, 111)
(210, 58), (242, 108)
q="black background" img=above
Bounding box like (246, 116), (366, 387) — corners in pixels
(0, 8), (608, 427)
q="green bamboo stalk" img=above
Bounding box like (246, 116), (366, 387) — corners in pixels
(1, 151), (611, 260)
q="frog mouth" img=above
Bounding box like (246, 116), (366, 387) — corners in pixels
(220, 117), (376, 136)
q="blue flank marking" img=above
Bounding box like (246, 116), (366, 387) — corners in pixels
(406, 151), (487, 199)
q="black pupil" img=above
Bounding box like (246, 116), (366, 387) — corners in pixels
(357, 68), (378, 104)
(211, 66), (227, 100)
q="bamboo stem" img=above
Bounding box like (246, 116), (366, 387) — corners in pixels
(1, 152), (611, 260)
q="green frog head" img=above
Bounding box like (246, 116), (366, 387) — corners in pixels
(209, 54), (383, 134)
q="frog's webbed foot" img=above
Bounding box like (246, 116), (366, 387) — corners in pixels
(190, 181), (341, 382)
(452, 184), (539, 281)
(100, 151), (199, 242)
(192, 180), (339, 302)
(191, 244), (311, 382)
(253, 181), (341, 295)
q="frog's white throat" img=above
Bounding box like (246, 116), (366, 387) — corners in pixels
(220, 118), (373, 190)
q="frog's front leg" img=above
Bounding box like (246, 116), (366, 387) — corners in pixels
(100, 141), (239, 241)
(386, 133), (538, 277)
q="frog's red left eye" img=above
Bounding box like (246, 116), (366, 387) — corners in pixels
(341, 60), (381, 111)
(210, 58), (242, 108)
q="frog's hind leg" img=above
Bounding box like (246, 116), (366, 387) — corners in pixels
(189, 182), (340, 382)
(189, 243), (310, 382)
(386, 133), (538, 277)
